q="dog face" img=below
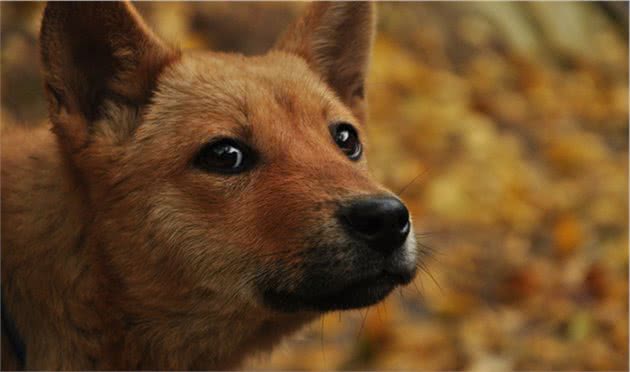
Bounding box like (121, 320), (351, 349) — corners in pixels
(40, 2), (417, 314)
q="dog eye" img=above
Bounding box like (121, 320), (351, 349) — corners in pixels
(330, 123), (362, 161)
(193, 139), (255, 174)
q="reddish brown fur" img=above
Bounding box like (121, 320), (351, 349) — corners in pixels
(1, 2), (400, 370)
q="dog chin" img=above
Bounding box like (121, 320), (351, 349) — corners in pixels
(263, 268), (415, 312)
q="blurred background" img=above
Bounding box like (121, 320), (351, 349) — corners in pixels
(1, 2), (628, 370)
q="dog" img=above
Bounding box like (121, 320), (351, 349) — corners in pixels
(1, 2), (418, 369)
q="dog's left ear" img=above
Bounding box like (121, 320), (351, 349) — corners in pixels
(274, 2), (375, 122)
(40, 2), (179, 152)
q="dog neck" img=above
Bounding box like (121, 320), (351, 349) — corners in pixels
(113, 302), (315, 369)
(1, 126), (106, 369)
(1, 293), (26, 369)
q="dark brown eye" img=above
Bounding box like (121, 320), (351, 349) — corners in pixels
(193, 138), (256, 174)
(330, 123), (362, 161)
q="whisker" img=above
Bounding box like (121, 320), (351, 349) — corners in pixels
(412, 279), (422, 295)
(414, 231), (449, 263)
(417, 273), (426, 299)
(414, 230), (452, 238)
(320, 317), (326, 362)
(357, 308), (369, 339)
(397, 167), (431, 197)
(418, 245), (442, 262)
(418, 261), (444, 294)
(382, 302), (388, 316)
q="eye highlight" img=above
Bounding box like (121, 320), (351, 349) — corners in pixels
(330, 122), (362, 161)
(193, 138), (256, 174)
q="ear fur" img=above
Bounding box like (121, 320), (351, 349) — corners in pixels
(40, 1), (179, 150)
(274, 2), (376, 122)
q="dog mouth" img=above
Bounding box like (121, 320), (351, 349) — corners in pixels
(263, 268), (416, 312)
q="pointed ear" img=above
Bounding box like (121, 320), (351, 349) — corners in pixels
(274, 2), (375, 122)
(40, 1), (179, 151)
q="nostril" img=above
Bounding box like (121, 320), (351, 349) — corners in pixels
(400, 220), (410, 235)
(396, 206), (410, 232)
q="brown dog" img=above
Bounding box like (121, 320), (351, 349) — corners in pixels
(1, 2), (418, 369)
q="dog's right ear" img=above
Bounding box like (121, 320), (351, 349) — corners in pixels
(274, 2), (375, 123)
(40, 2), (179, 152)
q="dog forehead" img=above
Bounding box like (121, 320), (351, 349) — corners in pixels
(152, 52), (351, 126)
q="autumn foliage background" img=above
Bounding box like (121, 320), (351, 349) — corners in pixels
(1, 2), (628, 370)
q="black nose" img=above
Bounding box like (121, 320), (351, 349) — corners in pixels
(338, 196), (410, 254)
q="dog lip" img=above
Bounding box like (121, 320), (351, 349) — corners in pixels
(332, 269), (412, 292)
(263, 268), (417, 312)
(383, 266), (416, 285)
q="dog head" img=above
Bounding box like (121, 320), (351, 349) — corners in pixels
(40, 2), (417, 314)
